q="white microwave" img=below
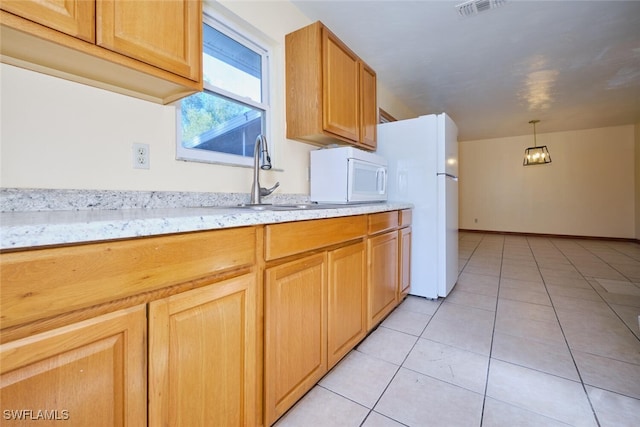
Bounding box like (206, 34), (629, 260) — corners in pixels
(310, 147), (388, 203)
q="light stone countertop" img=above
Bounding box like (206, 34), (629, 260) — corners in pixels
(0, 201), (413, 250)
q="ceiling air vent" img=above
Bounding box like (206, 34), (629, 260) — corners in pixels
(456, 0), (507, 17)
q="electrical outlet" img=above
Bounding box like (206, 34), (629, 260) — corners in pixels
(132, 143), (149, 169)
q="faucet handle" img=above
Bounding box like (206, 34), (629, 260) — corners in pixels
(260, 182), (280, 197)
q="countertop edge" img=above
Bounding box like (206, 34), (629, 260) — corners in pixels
(0, 202), (413, 250)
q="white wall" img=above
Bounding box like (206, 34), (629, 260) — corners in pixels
(0, 0), (412, 194)
(377, 85), (416, 121)
(459, 125), (636, 239)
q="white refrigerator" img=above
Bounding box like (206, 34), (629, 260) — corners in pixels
(376, 113), (459, 299)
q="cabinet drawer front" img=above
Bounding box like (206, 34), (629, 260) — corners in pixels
(0, 228), (256, 330)
(368, 211), (399, 235)
(265, 216), (366, 261)
(399, 209), (412, 227)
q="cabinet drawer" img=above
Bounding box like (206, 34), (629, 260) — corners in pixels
(0, 228), (256, 330)
(265, 216), (367, 261)
(399, 209), (412, 227)
(368, 211), (399, 235)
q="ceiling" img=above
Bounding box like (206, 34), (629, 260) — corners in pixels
(291, 0), (640, 141)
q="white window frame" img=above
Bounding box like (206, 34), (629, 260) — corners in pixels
(176, 8), (272, 168)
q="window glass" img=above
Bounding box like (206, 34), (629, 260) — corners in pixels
(177, 17), (269, 167)
(202, 24), (262, 103)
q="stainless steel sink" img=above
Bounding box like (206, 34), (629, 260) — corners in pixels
(236, 203), (344, 211)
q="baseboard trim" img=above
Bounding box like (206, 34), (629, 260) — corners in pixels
(459, 229), (640, 245)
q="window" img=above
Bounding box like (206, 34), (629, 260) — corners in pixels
(379, 108), (397, 123)
(177, 14), (270, 167)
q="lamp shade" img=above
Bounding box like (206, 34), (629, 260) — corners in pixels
(523, 145), (551, 166)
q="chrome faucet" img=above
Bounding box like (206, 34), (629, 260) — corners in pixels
(251, 134), (280, 205)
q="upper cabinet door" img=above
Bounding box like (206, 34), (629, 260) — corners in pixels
(97, 0), (201, 81)
(322, 28), (360, 143)
(359, 62), (377, 150)
(1, 0), (95, 42)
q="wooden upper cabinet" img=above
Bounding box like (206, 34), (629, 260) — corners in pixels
(360, 62), (378, 149)
(322, 28), (360, 142)
(97, 0), (200, 81)
(286, 21), (378, 150)
(0, 0), (202, 104)
(1, 0), (95, 42)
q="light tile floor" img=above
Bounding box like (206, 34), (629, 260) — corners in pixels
(275, 232), (640, 427)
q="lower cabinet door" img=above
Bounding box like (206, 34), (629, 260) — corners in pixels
(327, 242), (366, 368)
(368, 230), (399, 329)
(399, 226), (412, 299)
(148, 274), (257, 427)
(0, 305), (147, 426)
(264, 253), (327, 425)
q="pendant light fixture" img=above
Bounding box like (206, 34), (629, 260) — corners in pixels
(523, 120), (551, 166)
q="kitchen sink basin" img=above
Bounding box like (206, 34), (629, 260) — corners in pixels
(236, 203), (341, 211)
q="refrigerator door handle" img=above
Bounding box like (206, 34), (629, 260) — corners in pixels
(437, 172), (458, 181)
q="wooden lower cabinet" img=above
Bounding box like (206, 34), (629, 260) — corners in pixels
(368, 230), (399, 329)
(264, 253), (327, 426)
(399, 226), (412, 299)
(0, 210), (411, 426)
(148, 273), (257, 427)
(327, 242), (367, 368)
(0, 305), (147, 426)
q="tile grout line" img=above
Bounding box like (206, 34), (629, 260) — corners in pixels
(572, 238), (638, 284)
(357, 290), (446, 426)
(548, 238), (640, 342)
(479, 233), (505, 427)
(276, 233), (639, 426)
(534, 237), (602, 427)
(356, 320), (434, 426)
(569, 239), (640, 342)
(359, 232), (486, 427)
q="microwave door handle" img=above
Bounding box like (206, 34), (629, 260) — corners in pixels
(377, 168), (387, 194)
